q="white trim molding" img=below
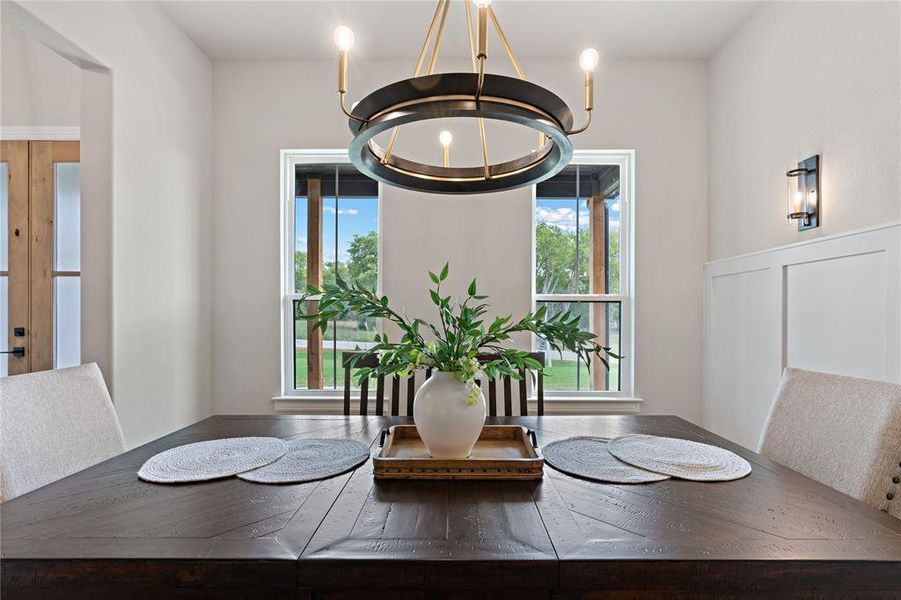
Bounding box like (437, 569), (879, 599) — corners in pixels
(703, 222), (901, 450)
(1, 126), (80, 140)
(532, 149), (636, 402)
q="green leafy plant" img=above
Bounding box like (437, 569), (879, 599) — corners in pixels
(298, 263), (621, 404)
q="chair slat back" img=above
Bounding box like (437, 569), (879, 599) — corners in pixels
(341, 351), (545, 416)
(342, 351), (432, 416)
(476, 352), (546, 416)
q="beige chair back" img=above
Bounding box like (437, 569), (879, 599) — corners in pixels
(760, 367), (901, 518)
(1, 363), (125, 501)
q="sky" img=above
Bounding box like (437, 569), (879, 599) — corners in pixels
(536, 195), (621, 234)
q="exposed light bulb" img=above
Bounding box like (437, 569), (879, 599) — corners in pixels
(579, 48), (600, 72)
(334, 26), (355, 51)
(439, 131), (453, 147)
(473, 0), (492, 6)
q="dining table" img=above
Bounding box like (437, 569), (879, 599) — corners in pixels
(2, 414), (900, 599)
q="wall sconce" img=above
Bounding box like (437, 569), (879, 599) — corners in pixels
(786, 155), (819, 231)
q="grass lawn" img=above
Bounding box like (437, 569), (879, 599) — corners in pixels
(295, 349), (620, 392)
(542, 357), (620, 391)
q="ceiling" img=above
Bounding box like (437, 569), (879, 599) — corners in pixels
(159, 1), (760, 61)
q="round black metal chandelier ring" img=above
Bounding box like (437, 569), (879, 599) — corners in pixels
(348, 73), (574, 194)
(333, 0), (599, 194)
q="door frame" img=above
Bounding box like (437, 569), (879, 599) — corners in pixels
(1, 139), (80, 374)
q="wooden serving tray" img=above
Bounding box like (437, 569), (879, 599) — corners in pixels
(373, 425), (544, 480)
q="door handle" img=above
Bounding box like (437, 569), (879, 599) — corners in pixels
(1, 347), (25, 357)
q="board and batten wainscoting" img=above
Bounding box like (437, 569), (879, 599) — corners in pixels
(703, 222), (901, 450)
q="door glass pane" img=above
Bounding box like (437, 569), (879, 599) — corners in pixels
(1, 162), (7, 376)
(54, 276), (80, 369)
(0, 276), (7, 377)
(54, 163), (80, 271)
(536, 300), (621, 392)
(1, 162), (8, 271)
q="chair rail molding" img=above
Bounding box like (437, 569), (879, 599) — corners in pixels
(703, 221), (901, 450)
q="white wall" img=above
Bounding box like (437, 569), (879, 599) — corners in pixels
(1, 21), (80, 127)
(703, 1), (901, 447)
(708, 1), (901, 260)
(6, 1), (214, 447)
(212, 57), (707, 421)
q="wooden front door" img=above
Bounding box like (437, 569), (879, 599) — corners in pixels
(1, 140), (80, 376)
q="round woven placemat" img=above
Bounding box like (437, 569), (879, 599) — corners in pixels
(607, 434), (752, 481)
(238, 438), (370, 484)
(543, 436), (671, 483)
(138, 437), (287, 483)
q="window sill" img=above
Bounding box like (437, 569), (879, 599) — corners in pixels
(272, 395), (642, 415)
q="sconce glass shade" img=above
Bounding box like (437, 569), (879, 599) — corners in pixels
(786, 155), (819, 231)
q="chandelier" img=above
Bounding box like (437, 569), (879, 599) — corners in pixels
(334, 0), (598, 194)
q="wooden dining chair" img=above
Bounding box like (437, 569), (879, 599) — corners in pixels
(476, 352), (546, 417)
(341, 351), (546, 417)
(759, 367), (901, 518)
(0, 363), (126, 501)
(341, 351), (430, 416)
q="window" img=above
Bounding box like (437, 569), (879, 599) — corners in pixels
(282, 152), (380, 395)
(534, 151), (633, 397)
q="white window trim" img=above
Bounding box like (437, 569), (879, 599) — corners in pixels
(532, 149), (636, 401)
(277, 149), (638, 409)
(279, 149), (384, 399)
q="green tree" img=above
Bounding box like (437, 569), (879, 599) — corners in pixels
(535, 222), (589, 294)
(294, 250), (307, 292)
(322, 260), (348, 287)
(347, 231), (379, 291)
(607, 228), (620, 293)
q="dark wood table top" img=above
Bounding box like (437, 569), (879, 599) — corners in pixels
(3, 415), (900, 599)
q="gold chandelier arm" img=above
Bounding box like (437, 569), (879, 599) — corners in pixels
(415, 0), (446, 77)
(488, 7), (525, 80)
(478, 117), (490, 179)
(383, 0), (447, 165)
(465, 0), (477, 72)
(476, 56), (486, 101)
(339, 91), (368, 123)
(565, 109), (592, 135)
(427, 0), (451, 75)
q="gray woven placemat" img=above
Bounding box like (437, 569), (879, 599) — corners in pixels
(238, 438), (370, 484)
(543, 436), (671, 483)
(607, 434), (752, 481)
(138, 437), (288, 483)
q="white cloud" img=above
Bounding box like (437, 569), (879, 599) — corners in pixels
(296, 236), (307, 249)
(323, 207), (359, 215)
(536, 206), (589, 233)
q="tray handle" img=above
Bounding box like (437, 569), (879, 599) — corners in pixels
(379, 428), (389, 447)
(527, 429), (538, 448)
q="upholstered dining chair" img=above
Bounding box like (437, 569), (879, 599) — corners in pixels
(759, 367), (901, 518)
(0, 363), (126, 501)
(341, 351), (546, 416)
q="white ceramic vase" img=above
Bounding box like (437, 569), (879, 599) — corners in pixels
(412, 371), (486, 458)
